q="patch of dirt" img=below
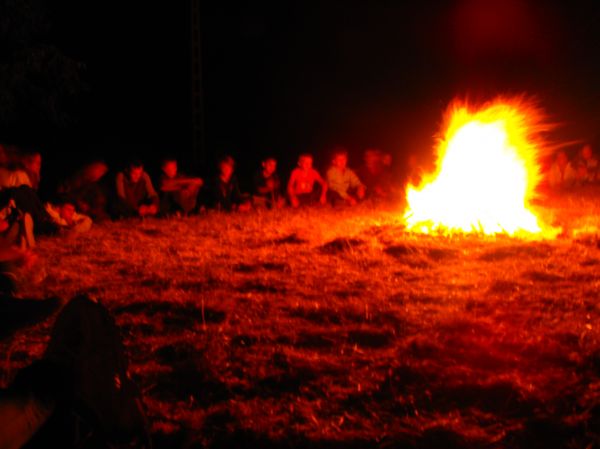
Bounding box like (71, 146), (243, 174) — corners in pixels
(139, 276), (173, 289)
(295, 332), (338, 349)
(231, 334), (258, 348)
(140, 228), (166, 237)
(523, 270), (564, 283)
(478, 244), (553, 261)
(151, 365), (231, 406)
(271, 233), (307, 245)
(347, 329), (393, 348)
(237, 281), (287, 294)
(319, 238), (365, 254)
(426, 248), (459, 261)
(383, 244), (417, 258)
(488, 280), (521, 294)
(256, 369), (316, 398)
(114, 301), (226, 325)
(233, 262), (291, 273)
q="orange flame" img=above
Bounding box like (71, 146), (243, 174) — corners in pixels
(404, 97), (554, 237)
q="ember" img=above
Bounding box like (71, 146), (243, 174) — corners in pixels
(405, 97), (555, 237)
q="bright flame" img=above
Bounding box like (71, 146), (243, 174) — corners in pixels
(405, 97), (553, 236)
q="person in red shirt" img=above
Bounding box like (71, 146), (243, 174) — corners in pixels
(287, 153), (327, 207)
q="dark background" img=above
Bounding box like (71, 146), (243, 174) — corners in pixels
(2, 0), (600, 191)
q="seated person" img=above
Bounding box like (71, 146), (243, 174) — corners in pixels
(58, 161), (110, 221)
(287, 153), (327, 207)
(0, 167), (31, 191)
(158, 157), (203, 216)
(0, 243), (48, 310)
(253, 157), (285, 209)
(0, 198), (35, 249)
(326, 147), (365, 206)
(0, 196), (43, 293)
(0, 248), (42, 299)
(20, 150), (42, 191)
(0, 184), (58, 236)
(405, 152), (425, 187)
(0, 145), (31, 190)
(114, 160), (159, 218)
(574, 144), (598, 183)
(207, 156), (251, 211)
(358, 148), (395, 200)
(45, 197), (92, 235)
(548, 150), (577, 189)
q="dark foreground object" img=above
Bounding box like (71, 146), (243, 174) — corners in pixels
(0, 296), (61, 340)
(0, 295), (151, 449)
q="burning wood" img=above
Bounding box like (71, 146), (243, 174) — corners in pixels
(404, 97), (557, 237)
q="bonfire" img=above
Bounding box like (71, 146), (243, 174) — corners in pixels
(404, 97), (555, 237)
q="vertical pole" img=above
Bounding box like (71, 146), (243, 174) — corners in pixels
(190, 0), (205, 170)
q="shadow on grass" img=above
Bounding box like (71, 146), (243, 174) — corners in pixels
(150, 343), (231, 406)
(237, 281), (288, 294)
(114, 301), (226, 327)
(233, 262), (291, 273)
(478, 244), (553, 262)
(270, 233), (308, 245)
(319, 238), (365, 254)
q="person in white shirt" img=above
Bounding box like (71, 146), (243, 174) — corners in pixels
(548, 151), (577, 189)
(45, 198), (92, 234)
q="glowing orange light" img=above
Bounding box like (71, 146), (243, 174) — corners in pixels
(404, 97), (554, 237)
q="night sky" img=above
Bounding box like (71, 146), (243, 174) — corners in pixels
(6, 0), (600, 188)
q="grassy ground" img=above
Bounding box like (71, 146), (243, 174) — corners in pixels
(2, 187), (600, 448)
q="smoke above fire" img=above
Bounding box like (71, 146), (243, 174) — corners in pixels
(404, 97), (555, 237)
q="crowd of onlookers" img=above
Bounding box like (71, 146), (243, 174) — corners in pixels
(0, 141), (597, 254)
(0, 142), (412, 286)
(0, 143), (405, 248)
(546, 144), (599, 189)
(0, 142), (408, 352)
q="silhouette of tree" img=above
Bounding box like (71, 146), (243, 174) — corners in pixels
(0, 0), (85, 136)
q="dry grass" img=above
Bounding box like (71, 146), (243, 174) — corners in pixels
(2, 187), (600, 448)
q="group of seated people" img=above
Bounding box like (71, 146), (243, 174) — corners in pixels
(0, 144), (92, 253)
(546, 143), (599, 189)
(0, 143), (400, 248)
(0, 139), (596, 251)
(61, 146), (398, 217)
(101, 146), (398, 219)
